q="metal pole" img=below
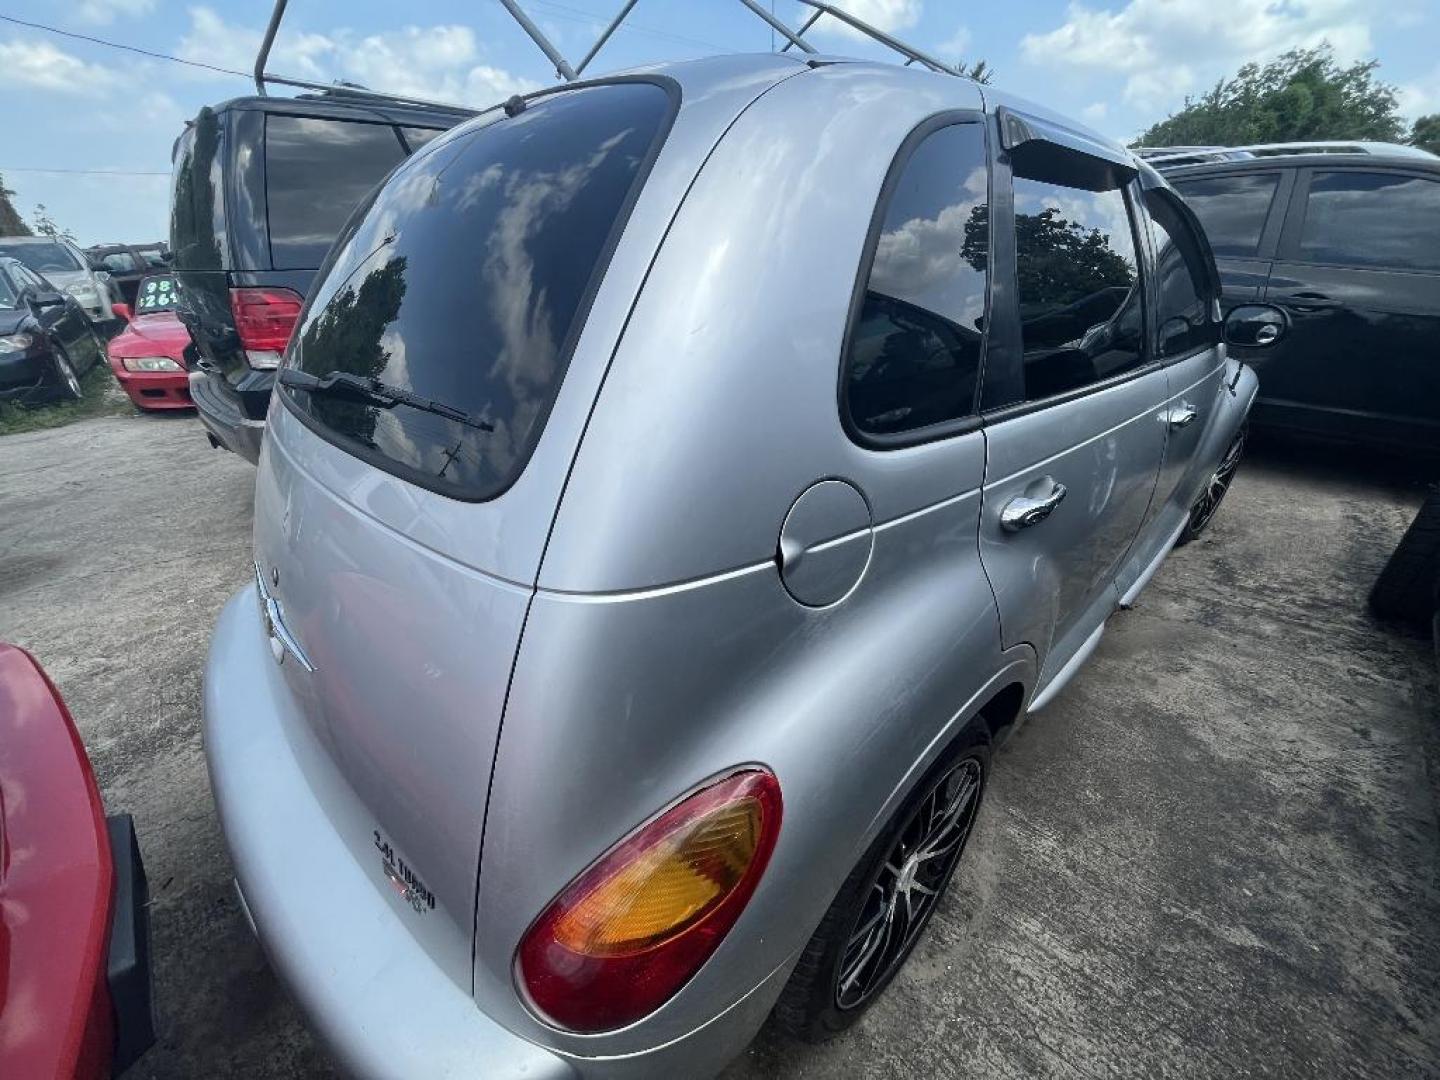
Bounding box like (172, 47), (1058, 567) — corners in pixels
(794, 0), (961, 76)
(735, 0), (816, 53)
(779, 8), (824, 54)
(496, 0), (578, 81)
(575, 0), (641, 76)
(255, 0), (289, 95)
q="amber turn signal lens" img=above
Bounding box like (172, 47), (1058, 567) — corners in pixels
(518, 770), (782, 1033)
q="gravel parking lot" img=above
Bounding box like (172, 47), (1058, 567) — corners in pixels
(2, 411), (1437, 1079)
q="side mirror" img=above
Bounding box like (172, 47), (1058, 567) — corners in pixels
(112, 302), (132, 323)
(1224, 304), (1288, 348)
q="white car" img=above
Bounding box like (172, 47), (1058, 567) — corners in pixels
(0, 236), (113, 322)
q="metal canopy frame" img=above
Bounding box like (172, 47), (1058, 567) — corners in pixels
(254, 0), (976, 103)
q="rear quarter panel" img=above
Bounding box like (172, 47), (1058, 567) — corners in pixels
(477, 65), (1028, 1057)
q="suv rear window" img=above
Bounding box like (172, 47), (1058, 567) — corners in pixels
(266, 115), (408, 269)
(282, 82), (674, 501)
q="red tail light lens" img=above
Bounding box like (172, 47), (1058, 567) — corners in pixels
(229, 287), (303, 368)
(517, 769), (782, 1033)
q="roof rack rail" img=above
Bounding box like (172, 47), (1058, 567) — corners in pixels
(1143, 140), (1439, 168)
(255, 0), (983, 109)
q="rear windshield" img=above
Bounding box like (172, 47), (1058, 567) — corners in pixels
(265, 115), (408, 270)
(281, 81), (674, 501)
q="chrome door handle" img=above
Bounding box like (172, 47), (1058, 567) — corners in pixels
(1001, 482), (1067, 532)
(1165, 404), (1198, 428)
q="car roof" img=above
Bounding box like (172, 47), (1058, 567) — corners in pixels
(619, 53), (1130, 162)
(0, 236), (71, 246)
(1150, 141), (1440, 179)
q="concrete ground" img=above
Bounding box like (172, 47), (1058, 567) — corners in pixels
(1, 411), (1436, 1080)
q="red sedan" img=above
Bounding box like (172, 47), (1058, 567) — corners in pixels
(107, 274), (192, 411)
(0, 644), (154, 1079)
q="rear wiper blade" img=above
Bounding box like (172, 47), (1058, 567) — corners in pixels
(279, 368), (494, 433)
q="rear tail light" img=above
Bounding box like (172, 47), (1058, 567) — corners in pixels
(517, 769), (782, 1033)
(229, 287), (303, 369)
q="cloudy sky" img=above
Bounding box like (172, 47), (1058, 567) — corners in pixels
(1, 0), (1436, 245)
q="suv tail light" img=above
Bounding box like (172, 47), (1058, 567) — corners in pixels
(229, 287), (303, 369)
(517, 769), (782, 1033)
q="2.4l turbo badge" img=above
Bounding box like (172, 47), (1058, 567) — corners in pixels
(373, 830), (436, 915)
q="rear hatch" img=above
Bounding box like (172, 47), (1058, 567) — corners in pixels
(249, 80), (679, 987)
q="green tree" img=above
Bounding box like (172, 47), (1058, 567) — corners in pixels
(1135, 45), (1406, 148)
(958, 59), (992, 86)
(295, 256), (409, 447)
(0, 173), (32, 237)
(31, 203), (76, 242)
(1011, 207), (1133, 305)
(1411, 114), (1440, 155)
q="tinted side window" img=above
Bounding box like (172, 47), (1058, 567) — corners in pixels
(170, 109), (225, 271)
(266, 116), (406, 269)
(1012, 155), (1144, 402)
(1172, 173), (1278, 257)
(1144, 190), (1220, 358)
(284, 83), (672, 501)
(844, 122), (989, 437)
(1299, 171), (1440, 272)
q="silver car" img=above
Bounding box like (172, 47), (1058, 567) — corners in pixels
(204, 54), (1264, 1079)
(0, 235), (114, 322)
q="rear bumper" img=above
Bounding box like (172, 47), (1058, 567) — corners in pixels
(190, 371), (264, 462)
(203, 588), (577, 1080)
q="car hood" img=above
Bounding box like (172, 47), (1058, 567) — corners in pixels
(0, 308), (28, 336)
(44, 270), (93, 291)
(107, 313), (189, 359)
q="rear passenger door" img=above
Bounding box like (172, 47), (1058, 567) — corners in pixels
(1264, 167), (1440, 448)
(978, 123), (1168, 693)
(1130, 182), (1227, 569)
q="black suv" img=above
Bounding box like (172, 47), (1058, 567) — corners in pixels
(170, 91), (473, 462)
(1149, 143), (1440, 452)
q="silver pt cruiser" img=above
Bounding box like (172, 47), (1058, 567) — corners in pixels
(204, 52), (1264, 1079)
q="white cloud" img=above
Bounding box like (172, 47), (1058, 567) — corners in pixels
(802, 0), (923, 39)
(936, 25), (972, 62)
(0, 39), (124, 96)
(177, 7), (538, 107)
(1398, 65), (1440, 121)
(1021, 0), (1375, 109)
(1082, 101), (1109, 121)
(74, 0), (156, 25)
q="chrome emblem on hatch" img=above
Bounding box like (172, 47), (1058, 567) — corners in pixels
(253, 561), (315, 672)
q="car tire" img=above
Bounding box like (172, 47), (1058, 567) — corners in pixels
(772, 721), (990, 1042)
(1369, 487), (1440, 628)
(1177, 424), (1246, 546)
(50, 345), (84, 401)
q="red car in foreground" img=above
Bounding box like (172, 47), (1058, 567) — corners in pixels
(0, 644), (154, 1079)
(106, 274), (192, 411)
